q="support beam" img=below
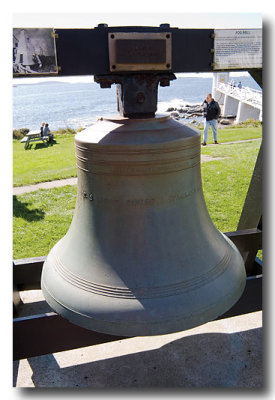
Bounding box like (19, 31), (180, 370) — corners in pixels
(13, 271), (262, 361)
(237, 144), (262, 274)
(236, 101), (261, 123)
(13, 312), (125, 361)
(212, 72), (229, 104)
(223, 94), (239, 117)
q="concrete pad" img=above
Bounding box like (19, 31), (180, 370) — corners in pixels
(13, 305), (262, 388)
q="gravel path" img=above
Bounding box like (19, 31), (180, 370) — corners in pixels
(13, 177), (77, 195)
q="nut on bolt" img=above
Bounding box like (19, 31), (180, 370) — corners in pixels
(136, 92), (146, 104)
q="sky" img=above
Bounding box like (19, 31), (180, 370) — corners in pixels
(12, 12), (262, 29)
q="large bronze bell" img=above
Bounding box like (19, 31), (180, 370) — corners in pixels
(41, 114), (246, 336)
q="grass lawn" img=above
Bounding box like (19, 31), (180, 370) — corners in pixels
(13, 134), (76, 187)
(13, 185), (77, 258)
(13, 137), (261, 259)
(13, 126), (262, 187)
(199, 126), (261, 144)
(201, 139), (261, 232)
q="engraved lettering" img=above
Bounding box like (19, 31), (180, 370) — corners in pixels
(168, 185), (202, 203)
(127, 198), (155, 207)
(82, 185), (202, 207)
(83, 192), (94, 201)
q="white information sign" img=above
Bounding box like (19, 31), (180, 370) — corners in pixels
(214, 29), (262, 70)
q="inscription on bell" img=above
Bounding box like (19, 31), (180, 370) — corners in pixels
(83, 192), (94, 201)
(127, 198), (155, 207)
(82, 184), (202, 207)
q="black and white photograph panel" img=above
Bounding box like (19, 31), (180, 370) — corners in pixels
(13, 28), (58, 75)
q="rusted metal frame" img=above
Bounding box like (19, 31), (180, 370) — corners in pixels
(13, 268), (262, 361)
(94, 73), (176, 118)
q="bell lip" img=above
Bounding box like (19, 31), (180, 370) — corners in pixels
(41, 222), (247, 337)
(41, 257), (246, 337)
(42, 278), (246, 337)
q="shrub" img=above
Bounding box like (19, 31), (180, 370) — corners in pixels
(235, 119), (262, 128)
(13, 128), (29, 140)
(53, 127), (77, 135)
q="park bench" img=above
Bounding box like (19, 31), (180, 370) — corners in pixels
(21, 130), (49, 149)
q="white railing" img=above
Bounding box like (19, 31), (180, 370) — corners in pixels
(217, 82), (262, 109)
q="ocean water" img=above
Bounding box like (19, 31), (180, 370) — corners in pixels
(13, 73), (261, 131)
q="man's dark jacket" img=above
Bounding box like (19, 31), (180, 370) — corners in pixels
(203, 99), (220, 121)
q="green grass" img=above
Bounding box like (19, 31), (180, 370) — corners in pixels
(13, 126), (262, 259)
(201, 139), (261, 232)
(199, 126), (262, 144)
(13, 126), (262, 187)
(13, 138), (261, 259)
(13, 185), (77, 258)
(13, 134), (76, 187)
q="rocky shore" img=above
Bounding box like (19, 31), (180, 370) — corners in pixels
(166, 103), (235, 127)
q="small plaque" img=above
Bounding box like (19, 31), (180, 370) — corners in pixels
(108, 32), (172, 72)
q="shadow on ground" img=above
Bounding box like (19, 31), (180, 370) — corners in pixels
(13, 196), (45, 221)
(25, 140), (58, 150)
(13, 327), (262, 389)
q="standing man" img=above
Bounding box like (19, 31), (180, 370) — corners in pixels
(202, 93), (220, 146)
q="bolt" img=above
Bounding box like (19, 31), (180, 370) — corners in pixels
(136, 92), (145, 104)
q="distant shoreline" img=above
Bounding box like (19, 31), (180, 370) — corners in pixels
(12, 71), (252, 86)
(13, 74), (261, 131)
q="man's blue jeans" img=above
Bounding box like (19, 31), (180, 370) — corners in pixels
(203, 119), (218, 143)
